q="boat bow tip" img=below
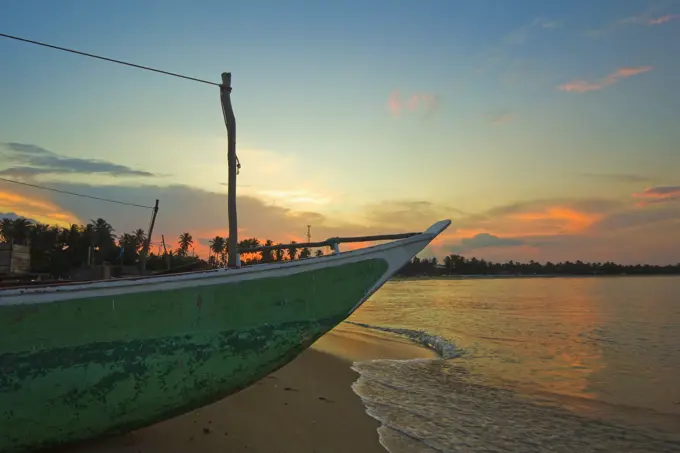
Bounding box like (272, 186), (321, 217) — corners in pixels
(423, 219), (451, 238)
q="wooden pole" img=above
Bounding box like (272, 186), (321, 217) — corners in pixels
(161, 234), (170, 270)
(139, 199), (159, 274)
(220, 72), (240, 268)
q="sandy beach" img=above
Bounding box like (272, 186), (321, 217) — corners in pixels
(51, 323), (433, 453)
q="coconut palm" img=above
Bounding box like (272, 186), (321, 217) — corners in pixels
(0, 217), (32, 244)
(178, 232), (193, 257)
(0, 218), (13, 242)
(287, 241), (298, 261)
(133, 228), (146, 251)
(209, 236), (226, 266)
(238, 238), (261, 264)
(261, 239), (274, 263)
(274, 244), (285, 262)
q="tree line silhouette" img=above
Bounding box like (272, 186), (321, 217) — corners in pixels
(0, 216), (324, 278)
(1, 216), (678, 279)
(396, 255), (680, 277)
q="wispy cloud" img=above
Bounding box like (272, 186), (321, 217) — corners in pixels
(557, 66), (652, 93)
(502, 17), (561, 45)
(387, 90), (441, 117)
(485, 111), (515, 125)
(0, 212), (39, 224)
(451, 198), (622, 241)
(449, 233), (524, 254)
(580, 172), (653, 183)
(539, 20), (562, 29)
(0, 189), (79, 226)
(586, 5), (675, 36)
(648, 14), (680, 24)
(633, 186), (680, 206)
(256, 189), (332, 206)
(477, 17), (560, 76)
(0, 143), (155, 179)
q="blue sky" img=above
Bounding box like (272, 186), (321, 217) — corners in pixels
(1, 0), (679, 263)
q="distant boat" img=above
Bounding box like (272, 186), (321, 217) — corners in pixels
(0, 219), (449, 452)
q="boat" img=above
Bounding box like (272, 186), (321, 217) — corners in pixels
(0, 51), (452, 451)
(0, 218), (449, 452)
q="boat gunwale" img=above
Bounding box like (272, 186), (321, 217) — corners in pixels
(0, 220), (451, 305)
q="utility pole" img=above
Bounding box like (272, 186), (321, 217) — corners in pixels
(161, 234), (170, 270)
(307, 225), (311, 244)
(220, 72), (240, 268)
(139, 199), (159, 274)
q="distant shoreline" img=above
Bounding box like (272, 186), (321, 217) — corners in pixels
(391, 273), (680, 281)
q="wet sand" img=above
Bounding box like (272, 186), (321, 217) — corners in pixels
(55, 323), (433, 453)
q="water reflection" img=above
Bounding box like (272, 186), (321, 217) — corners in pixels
(350, 276), (680, 431)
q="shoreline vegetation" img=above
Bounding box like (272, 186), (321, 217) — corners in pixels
(395, 255), (680, 277)
(1, 216), (679, 279)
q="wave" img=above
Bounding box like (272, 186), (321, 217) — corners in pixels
(349, 358), (680, 453)
(345, 321), (463, 359)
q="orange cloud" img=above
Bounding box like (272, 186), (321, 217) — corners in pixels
(557, 66), (652, 93)
(388, 90), (440, 117)
(429, 203), (609, 262)
(0, 190), (79, 226)
(509, 207), (603, 234)
(648, 14), (679, 24)
(477, 208), (601, 239)
(633, 186), (680, 207)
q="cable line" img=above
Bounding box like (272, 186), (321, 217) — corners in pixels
(0, 176), (154, 209)
(0, 32), (220, 87)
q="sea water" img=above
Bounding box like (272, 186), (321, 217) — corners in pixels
(348, 276), (680, 453)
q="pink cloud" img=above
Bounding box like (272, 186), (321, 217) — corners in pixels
(648, 14), (679, 24)
(388, 90), (440, 117)
(557, 66), (652, 93)
(632, 186), (680, 207)
(487, 112), (514, 124)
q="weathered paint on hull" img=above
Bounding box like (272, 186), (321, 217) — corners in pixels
(0, 258), (388, 452)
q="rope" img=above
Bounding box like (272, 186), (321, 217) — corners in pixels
(0, 32), (242, 173)
(0, 32), (220, 87)
(0, 176), (154, 209)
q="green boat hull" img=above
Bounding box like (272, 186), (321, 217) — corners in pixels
(0, 219), (452, 452)
(0, 258), (387, 452)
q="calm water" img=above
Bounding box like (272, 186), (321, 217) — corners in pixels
(348, 276), (680, 453)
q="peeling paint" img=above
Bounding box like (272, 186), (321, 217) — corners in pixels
(0, 258), (388, 452)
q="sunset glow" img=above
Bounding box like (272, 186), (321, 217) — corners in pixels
(0, 1), (679, 264)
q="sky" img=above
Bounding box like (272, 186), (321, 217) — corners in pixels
(1, 0), (679, 264)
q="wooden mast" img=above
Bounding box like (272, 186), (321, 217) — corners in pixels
(139, 199), (159, 274)
(220, 72), (240, 268)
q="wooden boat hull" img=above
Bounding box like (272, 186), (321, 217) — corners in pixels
(0, 220), (450, 452)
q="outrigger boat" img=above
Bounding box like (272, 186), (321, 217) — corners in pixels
(0, 70), (450, 452)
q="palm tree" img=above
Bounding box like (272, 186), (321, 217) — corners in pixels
(287, 241), (298, 261)
(178, 232), (193, 257)
(261, 239), (274, 263)
(209, 236), (226, 266)
(299, 247), (311, 259)
(0, 217), (32, 244)
(89, 218), (115, 263)
(238, 238), (261, 264)
(274, 244), (285, 262)
(118, 233), (139, 265)
(210, 236), (227, 264)
(133, 228), (146, 251)
(0, 218), (13, 242)
(315, 249), (324, 257)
